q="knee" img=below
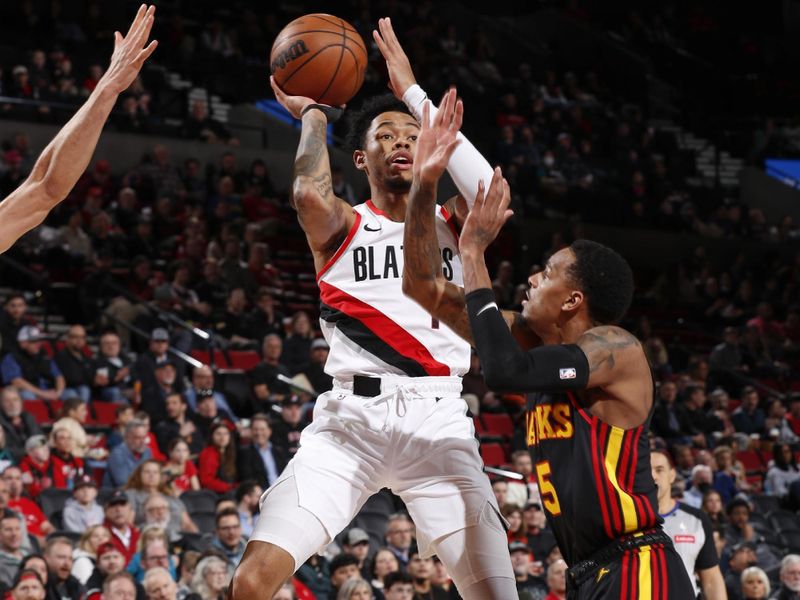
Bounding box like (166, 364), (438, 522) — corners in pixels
(230, 566), (265, 600)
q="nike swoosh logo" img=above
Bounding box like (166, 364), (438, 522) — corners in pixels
(364, 224), (381, 232)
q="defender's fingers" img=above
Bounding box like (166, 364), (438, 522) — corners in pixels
(126, 4), (147, 38)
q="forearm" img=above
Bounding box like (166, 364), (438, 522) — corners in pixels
(460, 249), (493, 295)
(466, 288), (589, 392)
(403, 178), (474, 342)
(403, 84), (494, 207)
(698, 567), (726, 600)
(291, 110), (333, 208)
(11, 378), (42, 395)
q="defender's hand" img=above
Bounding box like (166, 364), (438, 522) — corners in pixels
(99, 4), (158, 96)
(413, 88), (462, 186)
(373, 17), (417, 99)
(459, 167), (512, 255)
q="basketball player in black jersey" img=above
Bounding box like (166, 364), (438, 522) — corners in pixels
(405, 92), (695, 599)
(0, 5), (157, 254)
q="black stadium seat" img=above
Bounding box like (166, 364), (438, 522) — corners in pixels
(39, 489), (72, 521)
(181, 490), (218, 515)
(191, 511), (217, 534)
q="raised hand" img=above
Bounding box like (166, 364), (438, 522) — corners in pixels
(100, 4), (158, 95)
(270, 76), (317, 119)
(459, 167), (513, 256)
(373, 17), (417, 99)
(413, 88), (463, 186)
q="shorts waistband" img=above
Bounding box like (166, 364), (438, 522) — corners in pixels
(566, 529), (671, 590)
(334, 374), (462, 397)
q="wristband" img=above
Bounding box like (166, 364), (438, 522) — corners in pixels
(301, 103), (344, 123)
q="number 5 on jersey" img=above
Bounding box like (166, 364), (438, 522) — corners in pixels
(535, 460), (562, 516)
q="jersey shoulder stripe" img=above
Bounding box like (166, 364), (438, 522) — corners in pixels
(319, 280), (450, 376)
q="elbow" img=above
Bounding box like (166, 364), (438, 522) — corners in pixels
(291, 179), (320, 211)
(482, 369), (509, 391)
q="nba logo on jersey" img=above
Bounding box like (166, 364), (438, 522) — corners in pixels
(559, 368), (576, 379)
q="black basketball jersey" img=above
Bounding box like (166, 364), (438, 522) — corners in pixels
(526, 390), (661, 566)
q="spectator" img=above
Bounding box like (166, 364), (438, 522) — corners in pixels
(190, 555), (231, 600)
(44, 536), (83, 600)
(741, 565), (770, 599)
(522, 501), (557, 565)
(295, 554), (331, 600)
(71, 525), (110, 585)
(162, 438), (200, 493)
(142, 492), (197, 543)
(684, 465), (714, 508)
(185, 366), (236, 419)
(1, 326), (65, 400)
(250, 334), (291, 405)
(104, 420), (152, 488)
(19, 436), (52, 499)
(725, 499), (779, 570)
(0, 294), (30, 357)
(154, 393), (203, 457)
(192, 391), (235, 439)
(215, 288), (252, 347)
(244, 289), (285, 344)
(300, 339), (333, 396)
(235, 481), (262, 540)
(102, 572), (137, 600)
(725, 543), (758, 600)
(506, 450), (538, 508)
(181, 101), (234, 145)
(11, 570), (46, 600)
(131, 329), (180, 400)
(382, 572), (414, 600)
(544, 559), (567, 600)
(140, 361), (178, 424)
(142, 567), (177, 600)
(765, 443), (800, 500)
(270, 396), (307, 459)
(211, 508), (246, 565)
(501, 504), (527, 544)
(103, 491), (140, 564)
(342, 528), (371, 580)
(713, 446), (741, 504)
(384, 514), (414, 572)
(2, 466), (54, 541)
(731, 387), (766, 436)
(236, 413), (286, 487)
(124, 461), (195, 535)
(0, 387), (41, 461)
(701, 490), (727, 530)
(198, 419), (237, 494)
(336, 578), (371, 600)
(20, 555), (48, 592)
(652, 380), (693, 444)
(107, 406), (135, 451)
(329, 554), (361, 599)
(92, 332), (133, 403)
(54, 325), (93, 403)
(50, 399), (92, 459)
(773, 554), (800, 599)
(84, 543), (128, 599)
(126, 528), (175, 583)
(0, 509), (24, 587)
(509, 541), (547, 598)
(49, 426), (85, 489)
(0, 430), (12, 473)
(491, 480), (508, 507)
(369, 548), (399, 598)
(282, 312), (314, 375)
(679, 386), (724, 443)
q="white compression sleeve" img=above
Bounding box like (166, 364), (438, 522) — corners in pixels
(403, 84), (495, 209)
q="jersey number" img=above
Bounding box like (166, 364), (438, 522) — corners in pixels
(535, 460), (562, 516)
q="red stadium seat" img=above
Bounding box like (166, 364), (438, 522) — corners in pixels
(480, 443), (506, 467)
(736, 451), (764, 474)
(48, 399), (63, 419)
(473, 416), (486, 435)
(92, 402), (118, 427)
(481, 413), (514, 438)
(23, 399), (50, 424)
(189, 349), (230, 368)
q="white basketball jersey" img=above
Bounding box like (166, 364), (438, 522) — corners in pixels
(317, 200), (470, 379)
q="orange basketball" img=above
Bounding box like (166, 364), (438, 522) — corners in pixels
(270, 14), (367, 107)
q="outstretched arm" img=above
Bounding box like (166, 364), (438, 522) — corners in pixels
(0, 4), (158, 254)
(374, 17), (494, 208)
(270, 79), (353, 260)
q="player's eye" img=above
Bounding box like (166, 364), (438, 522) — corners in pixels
(409, 135), (418, 141)
(380, 134), (393, 140)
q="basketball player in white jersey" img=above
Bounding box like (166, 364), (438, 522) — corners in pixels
(231, 19), (520, 600)
(0, 5), (157, 254)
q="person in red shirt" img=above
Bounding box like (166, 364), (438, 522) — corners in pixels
(198, 419), (237, 494)
(1, 466), (54, 543)
(544, 559), (567, 600)
(19, 436), (52, 499)
(163, 438), (199, 493)
(102, 491), (140, 565)
(133, 411), (166, 462)
(49, 427), (85, 489)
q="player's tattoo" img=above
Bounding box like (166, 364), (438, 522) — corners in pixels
(576, 326), (640, 374)
(293, 117), (332, 200)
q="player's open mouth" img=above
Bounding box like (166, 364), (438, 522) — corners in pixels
(388, 151), (413, 170)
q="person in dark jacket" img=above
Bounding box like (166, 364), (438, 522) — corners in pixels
(772, 554), (800, 600)
(1, 326), (65, 401)
(0, 387), (42, 461)
(43, 536), (84, 600)
(237, 413), (287, 487)
(54, 325), (94, 403)
(0, 293), (31, 357)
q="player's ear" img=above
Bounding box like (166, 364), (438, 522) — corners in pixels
(353, 149), (368, 174)
(562, 290), (584, 313)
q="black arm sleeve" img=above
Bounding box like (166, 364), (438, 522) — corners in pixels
(696, 510), (720, 569)
(466, 288), (590, 393)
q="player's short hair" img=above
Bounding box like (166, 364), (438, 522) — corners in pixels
(345, 94), (413, 153)
(567, 239), (634, 325)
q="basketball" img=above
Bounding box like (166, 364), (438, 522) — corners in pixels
(270, 13), (367, 107)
